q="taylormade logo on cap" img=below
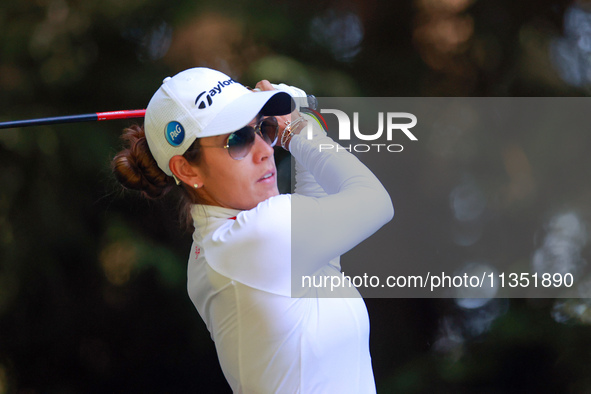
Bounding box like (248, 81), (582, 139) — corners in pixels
(195, 78), (236, 109)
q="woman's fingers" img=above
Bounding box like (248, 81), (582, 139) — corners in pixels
(255, 80), (274, 91)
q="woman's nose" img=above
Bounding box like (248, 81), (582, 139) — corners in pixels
(252, 133), (274, 162)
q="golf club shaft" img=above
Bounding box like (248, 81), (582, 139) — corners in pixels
(0, 109), (146, 129)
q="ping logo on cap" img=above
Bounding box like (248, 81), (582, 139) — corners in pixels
(195, 78), (236, 109)
(165, 121), (185, 147)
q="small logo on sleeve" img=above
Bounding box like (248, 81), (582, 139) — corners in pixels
(165, 121), (185, 147)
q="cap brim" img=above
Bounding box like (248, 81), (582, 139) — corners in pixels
(201, 90), (294, 138)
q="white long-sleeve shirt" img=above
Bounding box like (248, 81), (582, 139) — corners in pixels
(187, 119), (393, 393)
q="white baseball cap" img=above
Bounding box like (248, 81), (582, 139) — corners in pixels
(144, 67), (293, 175)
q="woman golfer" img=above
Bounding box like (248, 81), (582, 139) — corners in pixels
(112, 67), (393, 393)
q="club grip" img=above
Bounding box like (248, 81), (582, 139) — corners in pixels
(96, 110), (146, 121)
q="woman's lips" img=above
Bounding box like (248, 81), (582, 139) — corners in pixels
(258, 171), (275, 183)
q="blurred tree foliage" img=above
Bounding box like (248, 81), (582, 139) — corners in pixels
(1, 0), (591, 392)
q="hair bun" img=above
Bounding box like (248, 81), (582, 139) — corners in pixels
(112, 124), (174, 199)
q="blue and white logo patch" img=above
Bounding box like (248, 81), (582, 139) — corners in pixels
(165, 121), (185, 147)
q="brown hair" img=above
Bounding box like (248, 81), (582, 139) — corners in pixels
(111, 124), (203, 229)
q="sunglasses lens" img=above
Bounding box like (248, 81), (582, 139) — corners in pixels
(225, 117), (279, 160)
(259, 116), (279, 146)
(227, 127), (255, 160)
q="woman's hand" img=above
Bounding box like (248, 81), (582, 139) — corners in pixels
(254, 79), (294, 132)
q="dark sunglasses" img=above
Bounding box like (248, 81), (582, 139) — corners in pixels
(222, 116), (279, 160)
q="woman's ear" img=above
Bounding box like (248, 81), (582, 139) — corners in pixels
(169, 155), (203, 188)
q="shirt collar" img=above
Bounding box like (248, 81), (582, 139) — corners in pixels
(191, 204), (242, 228)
